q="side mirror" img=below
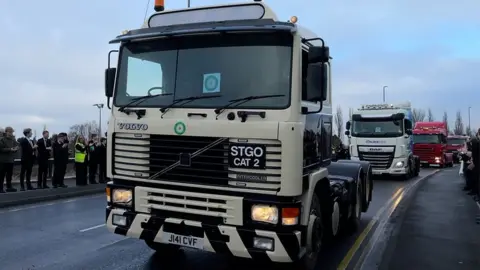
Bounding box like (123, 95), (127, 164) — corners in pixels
(105, 68), (116, 98)
(346, 121), (351, 130)
(345, 130), (350, 136)
(306, 63), (327, 102)
(405, 129), (412, 135)
(308, 46), (330, 63)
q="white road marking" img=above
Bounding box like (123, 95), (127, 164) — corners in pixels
(0, 194), (104, 214)
(80, 224), (106, 232)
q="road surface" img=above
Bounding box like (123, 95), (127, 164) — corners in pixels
(0, 169), (438, 270)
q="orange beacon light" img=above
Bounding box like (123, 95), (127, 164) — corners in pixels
(154, 0), (165, 12)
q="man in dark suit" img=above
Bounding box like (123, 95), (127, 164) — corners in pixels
(36, 130), (52, 189)
(18, 128), (36, 191)
(52, 133), (69, 188)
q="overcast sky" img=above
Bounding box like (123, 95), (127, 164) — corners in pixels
(0, 0), (478, 136)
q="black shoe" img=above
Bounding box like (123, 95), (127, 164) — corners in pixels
(53, 185), (58, 188)
(27, 186), (34, 190)
(44, 185), (50, 189)
(0, 189), (5, 193)
(6, 187), (17, 192)
(60, 185), (68, 188)
(89, 182), (98, 184)
(20, 188), (26, 192)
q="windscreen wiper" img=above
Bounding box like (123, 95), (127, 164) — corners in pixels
(118, 93), (173, 112)
(214, 94), (285, 120)
(160, 94), (222, 118)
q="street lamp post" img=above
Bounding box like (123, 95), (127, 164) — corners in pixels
(382, 85), (388, 103)
(468, 106), (472, 135)
(188, 0), (190, 7)
(93, 103), (104, 137)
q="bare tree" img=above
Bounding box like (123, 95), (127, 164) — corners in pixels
(69, 121), (100, 142)
(334, 106), (344, 139)
(427, 108), (434, 121)
(442, 111), (449, 133)
(454, 110), (464, 135)
(412, 108), (426, 122)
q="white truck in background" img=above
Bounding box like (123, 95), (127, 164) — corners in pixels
(345, 102), (420, 179)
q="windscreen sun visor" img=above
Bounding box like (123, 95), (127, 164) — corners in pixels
(352, 113), (404, 121)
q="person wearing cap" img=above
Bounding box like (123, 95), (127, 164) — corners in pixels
(36, 130), (52, 189)
(52, 133), (69, 188)
(0, 127), (19, 192)
(18, 128), (36, 190)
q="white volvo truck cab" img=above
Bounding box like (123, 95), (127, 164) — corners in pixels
(345, 103), (420, 179)
(103, 1), (372, 269)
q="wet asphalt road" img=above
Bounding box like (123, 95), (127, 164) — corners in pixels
(0, 169), (439, 270)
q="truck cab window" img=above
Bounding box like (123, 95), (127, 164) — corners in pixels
(301, 49), (308, 100)
(126, 57), (165, 96)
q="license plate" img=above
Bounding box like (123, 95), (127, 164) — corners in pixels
(228, 143), (266, 169)
(162, 232), (204, 250)
(420, 161), (428, 164)
(372, 171), (381, 175)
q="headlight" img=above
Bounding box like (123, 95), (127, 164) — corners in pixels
(251, 205), (278, 224)
(394, 161), (404, 168)
(112, 189), (133, 206)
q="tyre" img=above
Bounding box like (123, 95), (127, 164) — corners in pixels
(347, 180), (362, 232)
(145, 240), (181, 255)
(295, 193), (323, 270)
(414, 163), (420, 177)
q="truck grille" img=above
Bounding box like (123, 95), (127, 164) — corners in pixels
(414, 147), (435, 160)
(112, 133), (281, 191)
(358, 151), (394, 169)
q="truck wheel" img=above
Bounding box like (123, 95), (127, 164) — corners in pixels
(347, 181), (362, 232)
(145, 240), (181, 255)
(295, 193), (323, 270)
(414, 163), (420, 177)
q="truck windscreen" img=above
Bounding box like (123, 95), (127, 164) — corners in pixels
(352, 118), (404, 137)
(447, 138), (465, 145)
(413, 134), (441, 144)
(113, 32), (292, 109)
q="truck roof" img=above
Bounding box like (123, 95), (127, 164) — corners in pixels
(413, 122), (448, 135)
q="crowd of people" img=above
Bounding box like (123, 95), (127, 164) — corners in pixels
(0, 127), (107, 193)
(461, 128), (480, 201)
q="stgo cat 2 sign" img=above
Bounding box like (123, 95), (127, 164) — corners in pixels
(228, 143), (266, 169)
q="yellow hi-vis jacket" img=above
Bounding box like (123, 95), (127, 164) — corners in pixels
(75, 141), (86, 163)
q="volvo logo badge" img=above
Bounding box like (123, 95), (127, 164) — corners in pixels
(118, 123), (148, 130)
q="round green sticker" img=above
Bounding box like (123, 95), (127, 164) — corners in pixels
(174, 121), (186, 135)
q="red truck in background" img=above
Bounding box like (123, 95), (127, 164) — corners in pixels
(413, 122), (454, 168)
(446, 135), (469, 163)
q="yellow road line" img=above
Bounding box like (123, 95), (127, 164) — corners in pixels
(337, 188), (404, 270)
(339, 170), (439, 270)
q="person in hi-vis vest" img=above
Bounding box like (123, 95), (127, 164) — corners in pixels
(74, 135), (87, 186)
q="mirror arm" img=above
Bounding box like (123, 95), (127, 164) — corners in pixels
(107, 97), (111, 109)
(304, 101), (323, 115)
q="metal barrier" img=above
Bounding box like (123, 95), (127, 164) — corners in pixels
(13, 158), (75, 179)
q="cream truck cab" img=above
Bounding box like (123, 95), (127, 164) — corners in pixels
(103, 1), (372, 268)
